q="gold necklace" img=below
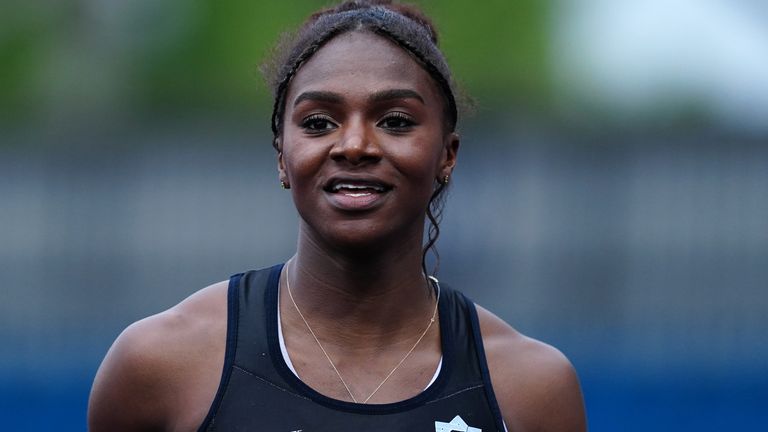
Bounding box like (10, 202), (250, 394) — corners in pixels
(284, 267), (440, 404)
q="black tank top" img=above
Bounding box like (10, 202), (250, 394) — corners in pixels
(198, 264), (506, 431)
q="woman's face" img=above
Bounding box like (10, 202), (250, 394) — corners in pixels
(278, 31), (459, 250)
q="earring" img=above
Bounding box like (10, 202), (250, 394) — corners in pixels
(280, 180), (290, 190)
(442, 175), (450, 185)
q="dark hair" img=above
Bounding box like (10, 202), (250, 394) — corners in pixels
(263, 0), (459, 280)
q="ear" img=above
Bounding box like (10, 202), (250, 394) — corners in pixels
(438, 132), (460, 180)
(276, 137), (289, 187)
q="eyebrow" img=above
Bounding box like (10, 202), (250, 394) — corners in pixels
(292, 88), (425, 107)
(368, 89), (425, 104)
(293, 91), (344, 107)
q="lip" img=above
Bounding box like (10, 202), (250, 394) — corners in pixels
(323, 175), (393, 211)
(323, 175), (394, 192)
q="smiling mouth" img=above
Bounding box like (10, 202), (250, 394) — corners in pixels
(323, 179), (393, 210)
(324, 180), (393, 196)
(330, 183), (386, 197)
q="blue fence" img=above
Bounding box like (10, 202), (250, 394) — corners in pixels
(2, 122), (766, 430)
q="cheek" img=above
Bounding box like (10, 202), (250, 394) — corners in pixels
(282, 139), (326, 182)
(388, 136), (443, 183)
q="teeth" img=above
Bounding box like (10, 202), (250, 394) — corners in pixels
(332, 183), (385, 192)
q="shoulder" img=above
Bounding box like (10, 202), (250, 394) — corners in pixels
(475, 305), (587, 432)
(88, 280), (229, 432)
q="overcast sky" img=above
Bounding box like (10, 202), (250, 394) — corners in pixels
(552, 0), (768, 130)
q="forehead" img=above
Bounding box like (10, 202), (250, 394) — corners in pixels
(285, 30), (442, 105)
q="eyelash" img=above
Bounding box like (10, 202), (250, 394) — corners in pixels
(299, 111), (416, 135)
(300, 114), (337, 134)
(377, 112), (416, 130)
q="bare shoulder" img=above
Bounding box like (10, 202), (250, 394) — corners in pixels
(88, 281), (229, 432)
(475, 305), (587, 432)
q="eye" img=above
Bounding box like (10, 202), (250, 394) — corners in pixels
(301, 114), (337, 134)
(378, 112), (416, 131)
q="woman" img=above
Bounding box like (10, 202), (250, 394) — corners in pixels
(88, 1), (586, 431)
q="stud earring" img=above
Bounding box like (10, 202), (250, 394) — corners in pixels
(280, 180), (290, 190)
(442, 175), (450, 185)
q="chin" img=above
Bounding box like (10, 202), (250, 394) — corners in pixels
(327, 222), (393, 251)
(305, 218), (420, 256)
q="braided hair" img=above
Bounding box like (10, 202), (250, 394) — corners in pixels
(263, 0), (460, 279)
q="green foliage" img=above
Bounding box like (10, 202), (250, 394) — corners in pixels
(0, 2), (63, 119)
(136, 1), (321, 110)
(423, 0), (550, 105)
(0, 0), (550, 118)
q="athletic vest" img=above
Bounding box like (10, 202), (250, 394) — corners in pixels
(198, 264), (506, 431)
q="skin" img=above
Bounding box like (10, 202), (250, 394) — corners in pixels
(88, 31), (586, 431)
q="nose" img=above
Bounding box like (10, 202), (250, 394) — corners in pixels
(329, 117), (382, 165)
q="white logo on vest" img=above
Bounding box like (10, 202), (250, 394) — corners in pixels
(435, 415), (482, 432)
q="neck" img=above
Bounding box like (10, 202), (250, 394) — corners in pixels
(285, 223), (435, 336)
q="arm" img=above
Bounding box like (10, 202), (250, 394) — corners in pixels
(88, 281), (228, 432)
(477, 306), (587, 432)
(88, 316), (176, 431)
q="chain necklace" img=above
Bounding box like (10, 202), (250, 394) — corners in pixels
(284, 267), (440, 404)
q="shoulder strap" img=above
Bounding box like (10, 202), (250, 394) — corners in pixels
(463, 292), (507, 431)
(197, 272), (243, 432)
(234, 264), (284, 378)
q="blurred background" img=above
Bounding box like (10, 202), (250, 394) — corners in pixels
(1, 0), (766, 430)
